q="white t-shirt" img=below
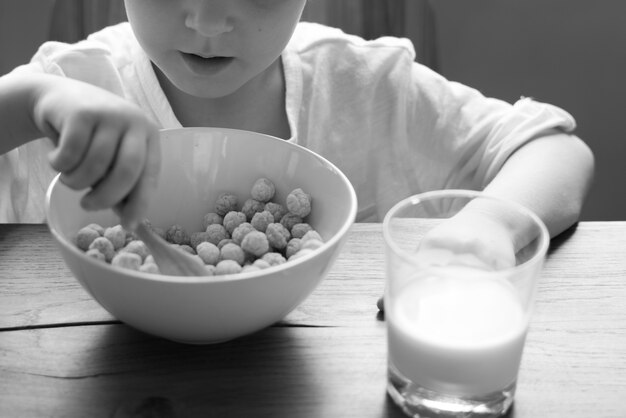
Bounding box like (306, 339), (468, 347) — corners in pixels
(0, 22), (576, 223)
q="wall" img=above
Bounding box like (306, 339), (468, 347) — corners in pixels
(430, 0), (626, 220)
(0, 0), (56, 75)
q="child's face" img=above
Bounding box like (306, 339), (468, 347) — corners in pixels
(124, 0), (307, 99)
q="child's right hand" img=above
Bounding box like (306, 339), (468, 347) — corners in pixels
(32, 77), (161, 229)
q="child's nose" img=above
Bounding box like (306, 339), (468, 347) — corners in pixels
(185, 2), (234, 37)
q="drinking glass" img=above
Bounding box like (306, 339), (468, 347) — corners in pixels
(383, 190), (549, 417)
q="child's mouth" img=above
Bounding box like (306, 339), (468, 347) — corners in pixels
(180, 52), (234, 76)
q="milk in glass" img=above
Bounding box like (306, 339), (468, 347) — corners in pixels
(387, 266), (528, 397)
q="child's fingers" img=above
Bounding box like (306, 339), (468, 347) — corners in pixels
(48, 117), (94, 173)
(58, 125), (121, 190)
(118, 130), (161, 230)
(80, 127), (148, 211)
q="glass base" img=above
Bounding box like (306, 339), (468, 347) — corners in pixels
(387, 365), (515, 418)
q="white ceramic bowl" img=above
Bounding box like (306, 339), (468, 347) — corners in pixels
(46, 127), (357, 344)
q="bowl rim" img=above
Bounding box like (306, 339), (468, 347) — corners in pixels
(45, 127), (358, 284)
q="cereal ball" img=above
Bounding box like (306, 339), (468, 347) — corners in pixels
(204, 265), (216, 276)
(215, 259), (243, 276)
(121, 240), (150, 262)
(289, 248), (315, 261)
(252, 259), (271, 269)
(266, 223), (290, 250)
(190, 231), (211, 250)
(166, 224), (190, 246)
(144, 255), (156, 265)
(88, 237), (115, 262)
(85, 248), (106, 262)
(201, 212), (224, 230)
(241, 264), (261, 273)
(85, 223), (105, 236)
(217, 238), (235, 249)
(280, 213), (303, 232)
(231, 222), (255, 245)
(139, 263), (160, 274)
(215, 193), (239, 216)
(223, 211), (247, 235)
(76, 226), (101, 251)
(290, 223), (313, 239)
(205, 224), (229, 246)
(251, 177), (276, 202)
(197, 241), (220, 265)
(301, 239), (324, 251)
(301, 230), (324, 246)
(219, 243), (246, 266)
(241, 230), (270, 257)
(264, 202), (288, 223)
(261, 252), (287, 266)
(251, 210), (274, 233)
(104, 225), (127, 250)
(285, 238), (302, 259)
(179, 244), (196, 255)
(111, 252), (142, 271)
(286, 188), (312, 218)
(241, 198), (265, 221)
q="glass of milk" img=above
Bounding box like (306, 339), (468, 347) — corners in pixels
(383, 190), (549, 417)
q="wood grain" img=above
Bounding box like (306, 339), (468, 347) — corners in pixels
(0, 324), (402, 418)
(0, 224), (117, 329)
(1, 222), (625, 417)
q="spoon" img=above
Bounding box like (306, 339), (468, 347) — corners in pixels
(131, 220), (208, 276)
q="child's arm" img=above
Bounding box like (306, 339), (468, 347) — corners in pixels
(377, 133), (593, 311)
(482, 132), (594, 238)
(0, 72), (160, 228)
(418, 132), (594, 269)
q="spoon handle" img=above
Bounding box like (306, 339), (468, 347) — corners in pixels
(133, 221), (208, 276)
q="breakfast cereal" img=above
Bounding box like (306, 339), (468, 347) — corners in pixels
(241, 230), (270, 257)
(111, 252), (142, 270)
(196, 241), (220, 266)
(250, 177), (276, 202)
(264, 202), (287, 222)
(219, 242), (246, 266)
(265, 223), (290, 250)
(250, 210), (274, 232)
(215, 193), (238, 216)
(223, 211), (247, 235)
(241, 198), (265, 221)
(73, 177), (324, 276)
(76, 226), (101, 251)
(104, 225), (126, 250)
(286, 188), (312, 218)
(88, 237), (115, 262)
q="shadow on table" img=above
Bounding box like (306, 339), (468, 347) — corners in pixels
(547, 222), (578, 256)
(66, 323), (401, 418)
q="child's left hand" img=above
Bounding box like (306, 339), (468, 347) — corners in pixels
(377, 203), (519, 312)
(413, 210), (517, 271)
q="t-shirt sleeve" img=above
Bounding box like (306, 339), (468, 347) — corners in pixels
(406, 62), (577, 191)
(10, 39), (126, 97)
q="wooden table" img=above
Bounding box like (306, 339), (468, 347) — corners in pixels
(1, 223), (625, 417)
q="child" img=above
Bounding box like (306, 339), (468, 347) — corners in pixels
(0, 1), (593, 259)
